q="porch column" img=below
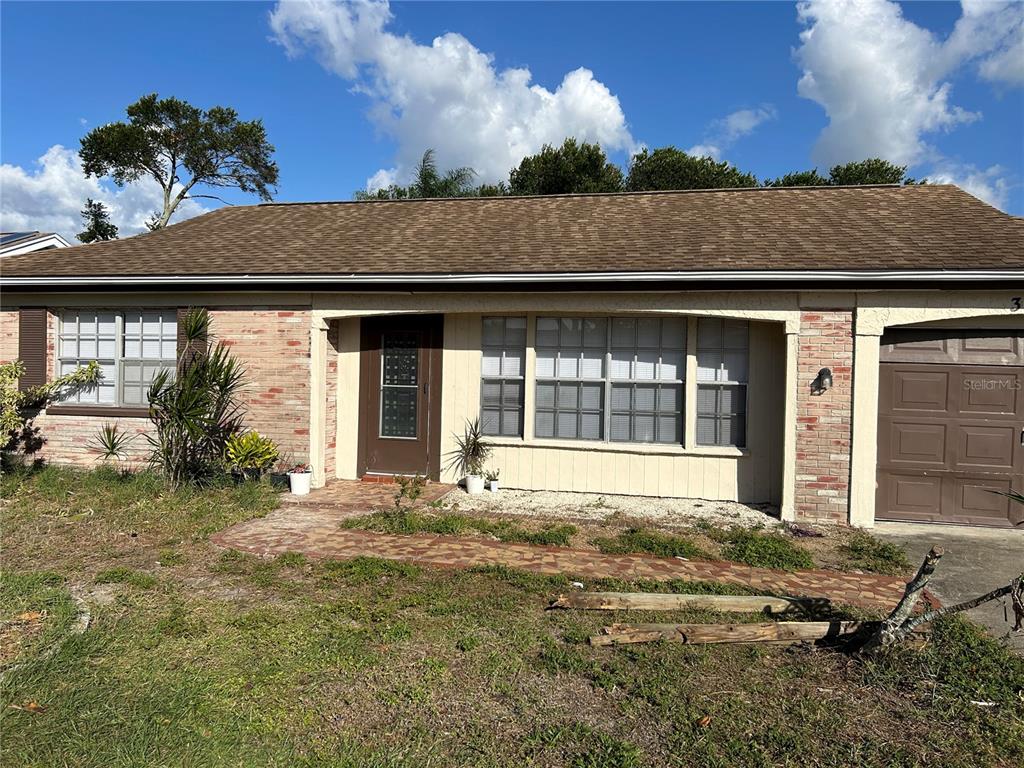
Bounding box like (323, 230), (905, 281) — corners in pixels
(309, 317), (328, 488)
(780, 330), (799, 521)
(849, 327), (882, 527)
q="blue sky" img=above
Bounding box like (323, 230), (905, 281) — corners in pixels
(1, 0), (1021, 239)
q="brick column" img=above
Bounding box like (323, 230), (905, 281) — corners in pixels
(794, 310), (854, 523)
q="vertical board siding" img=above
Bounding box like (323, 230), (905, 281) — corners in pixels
(440, 313), (784, 504)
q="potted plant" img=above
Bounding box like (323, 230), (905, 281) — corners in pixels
(485, 469), (500, 493)
(445, 418), (490, 495)
(224, 431), (280, 482)
(287, 463), (312, 495)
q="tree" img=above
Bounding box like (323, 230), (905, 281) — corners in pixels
(767, 159), (917, 187)
(626, 147), (758, 192)
(356, 149), (480, 200)
(76, 198), (118, 243)
(764, 169), (831, 187)
(509, 138), (624, 195)
(79, 94), (278, 230)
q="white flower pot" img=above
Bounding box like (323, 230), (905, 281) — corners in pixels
(465, 475), (485, 494)
(488, 480), (500, 493)
(288, 471), (312, 495)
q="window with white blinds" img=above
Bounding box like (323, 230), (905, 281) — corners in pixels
(534, 316), (686, 444)
(696, 318), (748, 447)
(609, 317), (686, 444)
(58, 309), (177, 406)
(480, 316), (526, 436)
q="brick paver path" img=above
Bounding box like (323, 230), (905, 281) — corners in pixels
(213, 482), (912, 610)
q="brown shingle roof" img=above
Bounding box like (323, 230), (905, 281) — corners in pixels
(1, 185), (1021, 279)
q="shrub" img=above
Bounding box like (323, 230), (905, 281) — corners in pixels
(445, 418), (490, 477)
(2, 359), (101, 454)
(224, 431), (280, 476)
(88, 423), (137, 462)
(590, 528), (704, 559)
(147, 308), (246, 489)
(717, 528), (814, 571)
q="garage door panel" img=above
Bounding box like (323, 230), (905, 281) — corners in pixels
(957, 369), (1021, 417)
(879, 472), (942, 520)
(883, 419), (947, 466)
(944, 476), (1013, 525)
(955, 424), (1017, 472)
(893, 370), (949, 412)
(959, 335), (1023, 365)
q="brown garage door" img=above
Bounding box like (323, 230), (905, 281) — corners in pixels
(876, 329), (1024, 527)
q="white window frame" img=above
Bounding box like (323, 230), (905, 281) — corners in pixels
(533, 316), (687, 445)
(480, 316), (527, 437)
(57, 309), (177, 408)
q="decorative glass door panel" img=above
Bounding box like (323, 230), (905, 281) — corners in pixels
(380, 332), (419, 438)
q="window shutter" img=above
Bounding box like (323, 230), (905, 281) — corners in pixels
(17, 309), (48, 391)
(176, 307), (208, 361)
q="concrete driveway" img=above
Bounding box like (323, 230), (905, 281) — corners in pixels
(874, 522), (1024, 652)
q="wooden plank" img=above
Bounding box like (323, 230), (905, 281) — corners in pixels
(590, 620), (865, 647)
(549, 592), (827, 614)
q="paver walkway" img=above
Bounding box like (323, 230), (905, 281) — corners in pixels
(213, 482), (912, 610)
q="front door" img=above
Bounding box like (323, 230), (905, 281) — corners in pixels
(358, 315), (443, 480)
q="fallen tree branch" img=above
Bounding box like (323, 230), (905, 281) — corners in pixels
(549, 592), (827, 615)
(862, 545), (1023, 653)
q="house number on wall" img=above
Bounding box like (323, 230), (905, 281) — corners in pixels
(1012, 297), (1022, 312)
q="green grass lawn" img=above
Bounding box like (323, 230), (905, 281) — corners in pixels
(2, 466), (1022, 767)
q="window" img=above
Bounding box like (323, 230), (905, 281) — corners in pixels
(480, 316), (526, 436)
(58, 310), (177, 406)
(534, 316), (686, 444)
(535, 317), (606, 440)
(696, 318), (748, 447)
(609, 317), (686, 444)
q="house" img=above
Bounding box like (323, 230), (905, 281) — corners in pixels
(1, 184), (1022, 528)
(0, 231), (71, 257)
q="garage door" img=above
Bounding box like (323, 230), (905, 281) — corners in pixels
(876, 329), (1024, 527)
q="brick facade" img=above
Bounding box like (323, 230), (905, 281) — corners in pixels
(793, 310), (854, 522)
(1, 306), (312, 468)
(0, 310), (18, 363)
(324, 321), (340, 478)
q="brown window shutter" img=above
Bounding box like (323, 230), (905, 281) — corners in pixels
(17, 309), (48, 391)
(176, 307), (208, 361)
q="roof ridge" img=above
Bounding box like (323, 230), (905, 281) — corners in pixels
(258, 183), (933, 207)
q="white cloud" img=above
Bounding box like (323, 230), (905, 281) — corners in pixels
(926, 163), (1013, 210)
(0, 145), (206, 241)
(269, 0), (636, 190)
(686, 105), (777, 159)
(794, 0), (1022, 169)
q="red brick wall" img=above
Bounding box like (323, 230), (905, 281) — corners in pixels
(7, 306), (312, 468)
(793, 310), (854, 522)
(209, 308), (311, 466)
(324, 321), (340, 478)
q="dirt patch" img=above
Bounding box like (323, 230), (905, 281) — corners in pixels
(442, 488), (780, 529)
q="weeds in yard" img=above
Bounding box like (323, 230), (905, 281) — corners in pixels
(94, 567), (157, 590)
(590, 528), (705, 559)
(345, 510), (577, 547)
(839, 531), (910, 575)
(710, 528), (814, 571)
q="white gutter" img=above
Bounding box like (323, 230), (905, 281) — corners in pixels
(0, 269), (1020, 287)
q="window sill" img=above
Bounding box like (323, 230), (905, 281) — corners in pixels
(45, 405), (151, 419)
(484, 436), (748, 458)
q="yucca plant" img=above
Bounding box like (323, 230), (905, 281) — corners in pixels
(444, 418), (491, 478)
(147, 308), (246, 490)
(88, 423), (136, 462)
(224, 431), (279, 478)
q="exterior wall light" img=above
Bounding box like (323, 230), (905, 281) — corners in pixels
(811, 367), (833, 396)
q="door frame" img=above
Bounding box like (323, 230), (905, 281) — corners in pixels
(356, 314), (444, 481)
